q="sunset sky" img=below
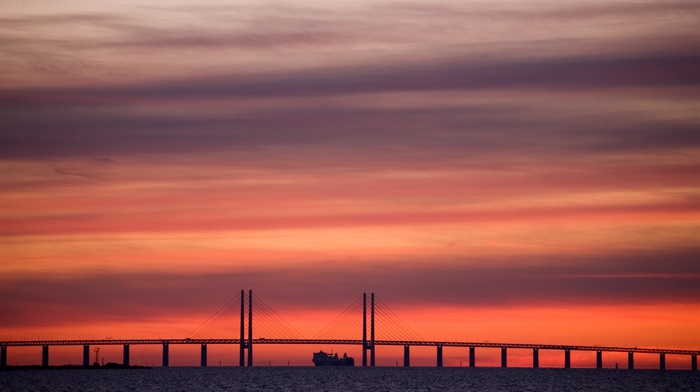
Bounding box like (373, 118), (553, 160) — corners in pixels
(1, 0), (699, 368)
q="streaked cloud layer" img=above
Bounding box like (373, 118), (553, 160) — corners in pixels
(1, 0), (698, 362)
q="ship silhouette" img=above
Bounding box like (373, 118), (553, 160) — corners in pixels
(312, 350), (354, 366)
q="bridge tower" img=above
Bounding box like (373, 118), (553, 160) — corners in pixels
(371, 292), (375, 366)
(361, 292), (376, 367)
(188, 288), (297, 367)
(248, 289), (253, 367)
(239, 290), (244, 366)
(362, 292), (367, 366)
(239, 289), (253, 366)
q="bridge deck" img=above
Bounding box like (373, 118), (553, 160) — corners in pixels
(1, 339), (697, 355)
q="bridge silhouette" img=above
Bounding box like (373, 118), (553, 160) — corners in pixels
(1, 290), (698, 370)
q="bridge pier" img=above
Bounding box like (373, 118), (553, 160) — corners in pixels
(693, 355), (697, 371)
(501, 347), (507, 368)
(123, 344), (130, 367)
(469, 346), (475, 367)
(596, 351), (603, 369)
(533, 348), (539, 368)
(201, 344), (207, 367)
(42, 345), (49, 368)
(628, 352), (634, 370)
(436, 345), (443, 367)
(83, 344), (90, 367)
(564, 349), (571, 369)
(1, 346), (7, 368)
(659, 353), (665, 370)
(403, 345), (410, 367)
(163, 343), (169, 367)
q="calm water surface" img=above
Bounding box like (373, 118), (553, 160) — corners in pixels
(1, 367), (698, 391)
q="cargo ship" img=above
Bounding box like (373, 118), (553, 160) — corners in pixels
(312, 350), (354, 366)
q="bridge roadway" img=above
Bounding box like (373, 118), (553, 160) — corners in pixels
(2, 338), (699, 370)
(1, 338), (699, 356)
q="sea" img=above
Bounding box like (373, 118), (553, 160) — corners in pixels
(1, 367), (698, 392)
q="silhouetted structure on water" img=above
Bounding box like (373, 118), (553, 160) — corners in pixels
(312, 351), (354, 366)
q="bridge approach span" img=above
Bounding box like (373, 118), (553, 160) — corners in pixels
(2, 339), (698, 356)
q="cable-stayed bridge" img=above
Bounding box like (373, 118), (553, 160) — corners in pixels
(1, 290), (698, 370)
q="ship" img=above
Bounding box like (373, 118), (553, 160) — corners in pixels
(312, 350), (354, 366)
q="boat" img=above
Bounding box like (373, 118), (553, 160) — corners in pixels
(312, 350), (354, 366)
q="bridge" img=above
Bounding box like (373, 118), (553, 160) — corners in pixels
(1, 291), (698, 370)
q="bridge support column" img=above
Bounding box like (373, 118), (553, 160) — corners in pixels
(659, 353), (665, 370)
(123, 344), (130, 367)
(83, 344), (90, 368)
(403, 345), (410, 367)
(248, 289), (253, 367)
(596, 351), (603, 369)
(42, 345), (49, 368)
(565, 349), (571, 369)
(501, 347), (507, 368)
(628, 352), (634, 370)
(370, 292), (375, 367)
(239, 289), (245, 367)
(162, 343), (169, 367)
(692, 355), (697, 371)
(533, 348), (539, 368)
(362, 293), (367, 367)
(201, 344), (207, 367)
(469, 347), (475, 367)
(1, 346), (7, 369)
(436, 345), (443, 367)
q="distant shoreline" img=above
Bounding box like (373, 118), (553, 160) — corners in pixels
(1, 364), (151, 371)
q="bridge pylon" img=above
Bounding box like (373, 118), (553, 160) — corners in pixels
(370, 292), (375, 366)
(239, 289), (253, 366)
(362, 293), (367, 366)
(361, 292), (376, 366)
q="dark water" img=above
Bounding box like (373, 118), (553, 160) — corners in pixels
(1, 367), (698, 391)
